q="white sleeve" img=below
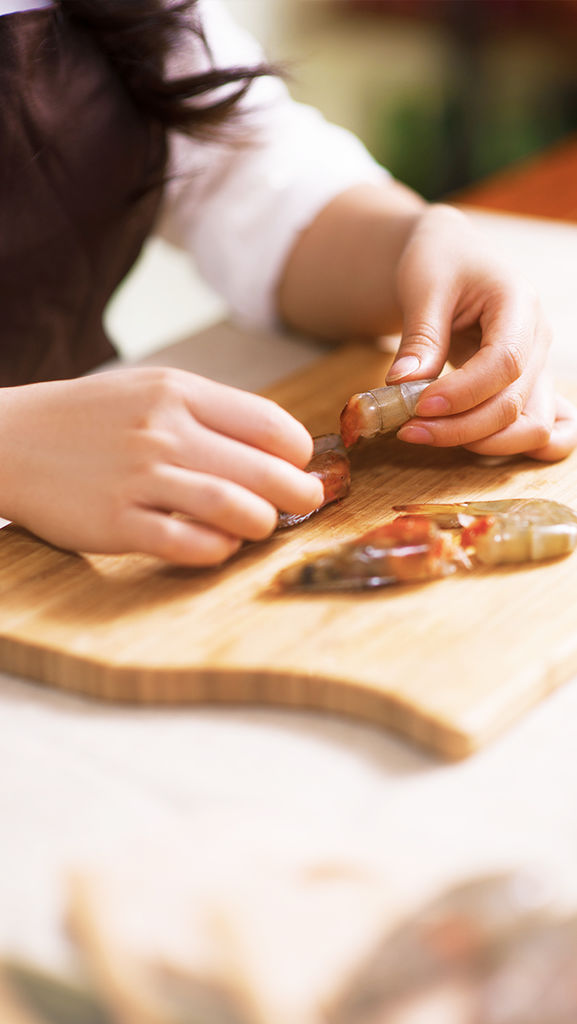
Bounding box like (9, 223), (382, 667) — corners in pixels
(158, 0), (389, 328)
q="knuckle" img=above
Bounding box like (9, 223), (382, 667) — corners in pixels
(143, 367), (188, 409)
(533, 422), (553, 449)
(447, 422), (474, 448)
(138, 365), (173, 389)
(198, 476), (277, 542)
(433, 411), (485, 448)
(122, 439), (173, 496)
(130, 369), (189, 433)
(402, 320), (442, 352)
(500, 271), (535, 307)
(499, 389), (524, 427)
(254, 457), (281, 500)
(138, 426), (176, 461)
(255, 400), (287, 451)
(248, 504), (278, 541)
(500, 342), (525, 384)
(451, 373), (482, 413)
(202, 475), (234, 517)
(147, 517), (195, 565)
(526, 415), (552, 449)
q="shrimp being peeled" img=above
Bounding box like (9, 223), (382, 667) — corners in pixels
(340, 380), (435, 447)
(275, 515), (467, 591)
(395, 498), (577, 565)
(278, 433), (351, 529)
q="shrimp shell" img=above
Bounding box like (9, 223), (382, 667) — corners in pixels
(277, 434), (350, 529)
(275, 515), (465, 591)
(340, 380), (435, 447)
(394, 498), (577, 565)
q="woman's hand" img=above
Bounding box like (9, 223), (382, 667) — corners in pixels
(0, 368), (323, 565)
(278, 184), (576, 461)
(388, 204), (577, 460)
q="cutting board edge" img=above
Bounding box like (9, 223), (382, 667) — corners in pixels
(0, 633), (482, 760)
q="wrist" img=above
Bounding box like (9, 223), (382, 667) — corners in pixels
(0, 382), (47, 525)
(278, 181), (426, 340)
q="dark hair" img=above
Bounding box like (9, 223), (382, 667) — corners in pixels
(58, 0), (275, 134)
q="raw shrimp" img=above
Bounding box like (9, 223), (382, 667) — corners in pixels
(326, 870), (577, 1024)
(340, 380), (435, 447)
(278, 433), (351, 528)
(275, 515), (466, 591)
(394, 498), (577, 565)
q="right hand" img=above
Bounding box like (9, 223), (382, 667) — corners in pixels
(389, 204), (577, 461)
(0, 368), (323, 565)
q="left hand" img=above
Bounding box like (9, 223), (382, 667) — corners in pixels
(388, 204), (577, 461)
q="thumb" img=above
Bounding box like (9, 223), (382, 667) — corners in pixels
(386, 297), (452, 384)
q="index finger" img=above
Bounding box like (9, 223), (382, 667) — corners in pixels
(415, 288), (544, 418)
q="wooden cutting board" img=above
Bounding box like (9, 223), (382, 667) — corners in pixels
(2, 340), (577, 760)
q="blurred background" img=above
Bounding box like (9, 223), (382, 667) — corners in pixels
(226, 0), (577, 199)
(109, 0), (577, 358)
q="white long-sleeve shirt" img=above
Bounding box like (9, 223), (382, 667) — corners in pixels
(160, 0), (388, 327)
(2, 0), (387, 327)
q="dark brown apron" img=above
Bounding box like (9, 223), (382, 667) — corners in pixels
(0, 6), (167, 384)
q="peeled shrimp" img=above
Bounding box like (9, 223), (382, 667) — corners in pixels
(340, 380), (435, 447)
(395, 498), (577, 565)
(275, 515), (465, 591)
(276, 497), (577, 590)
(278, 434), (351, 529)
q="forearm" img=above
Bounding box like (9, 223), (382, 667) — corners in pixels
(277, 179), (426, 341)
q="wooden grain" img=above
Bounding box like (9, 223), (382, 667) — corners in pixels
(2, 340), (577, 759)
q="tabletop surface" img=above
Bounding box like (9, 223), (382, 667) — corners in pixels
(4, 152), (577, 1014)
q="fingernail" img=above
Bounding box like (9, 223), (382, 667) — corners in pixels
(386, 355), (420, 382)
(397, 425), (434, 445)
(416, 395), (451, 416)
